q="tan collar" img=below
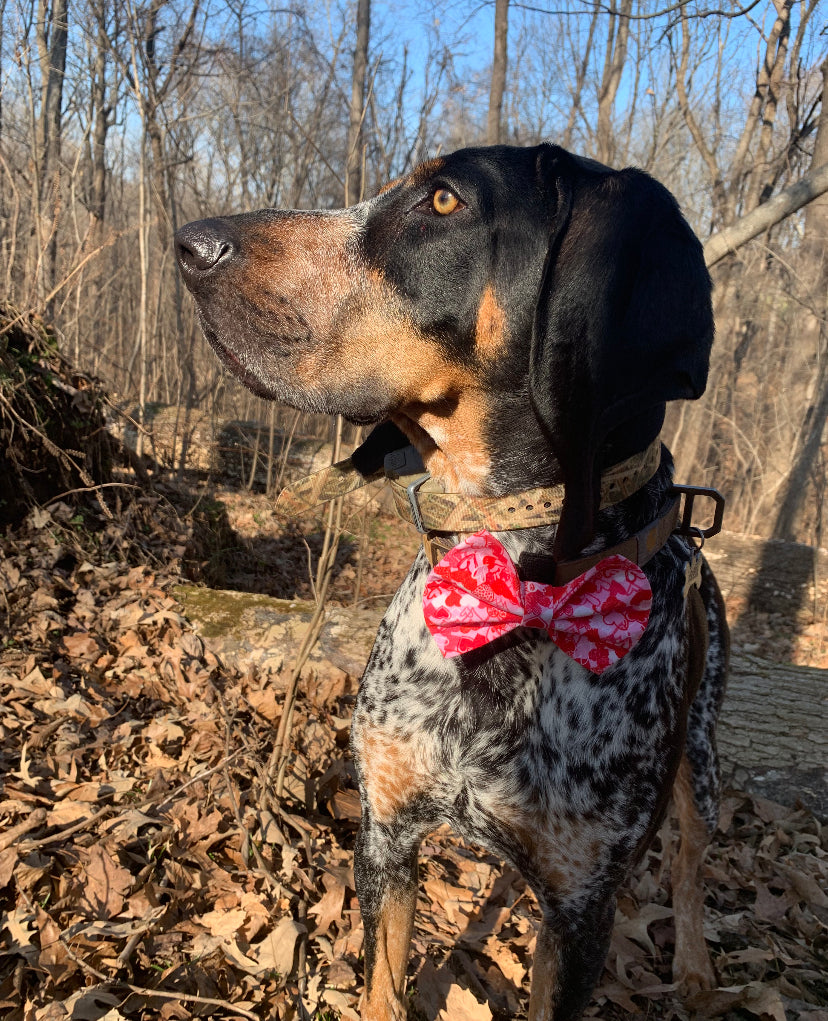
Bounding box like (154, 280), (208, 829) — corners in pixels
(276, 436), (663, 532)
(276, 438), (723, 587)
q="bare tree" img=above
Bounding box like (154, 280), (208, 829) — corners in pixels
(33, 0), (69, 311)
(595, 0), (632, 164)
(771, 58), (828, 542)
(345, 0), (370, 205)
(487, 0), (509, 144)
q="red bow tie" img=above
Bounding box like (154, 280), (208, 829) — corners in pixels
(422, 530), (652, 674)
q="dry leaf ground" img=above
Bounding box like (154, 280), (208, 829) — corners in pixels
(1, 481), (826, 1021)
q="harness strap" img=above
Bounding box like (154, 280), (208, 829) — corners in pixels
(275, 459), (385, 514)
(515, 495), (681, 584)
(276, 431), (723, 593)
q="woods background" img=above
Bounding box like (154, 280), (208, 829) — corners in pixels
(1, 0), (827, 545)
(1, 5), (827, 1018)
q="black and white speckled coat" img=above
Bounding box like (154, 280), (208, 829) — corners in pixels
(175, 143), (729, 1021)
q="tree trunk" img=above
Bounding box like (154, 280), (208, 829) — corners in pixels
(0, 0), (6, 137)
(719, 655), (828, 817)
(486, 0), (509, 145)
(345, 0), (370, 205)
(87, 5), (113, 266)
(803, 59), (828, 280)
(742, 0), (791, 214)
(768, 64), (828, 543)
(561, 2), (599, 151)
(35, 0), (69, 311)
(595, 0), (631, 165)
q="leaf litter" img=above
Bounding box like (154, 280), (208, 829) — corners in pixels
(1, 486), (826, 1021)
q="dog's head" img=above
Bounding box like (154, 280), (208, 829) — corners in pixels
(176, 144), (712, 556)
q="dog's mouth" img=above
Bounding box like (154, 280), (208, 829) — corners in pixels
(204, 327), (279, 401)
(202, 320), (398, 427)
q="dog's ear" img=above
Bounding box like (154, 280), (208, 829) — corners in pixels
(530, 145), (713, 560)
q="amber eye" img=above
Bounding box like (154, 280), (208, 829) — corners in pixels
(432, 188), (461, 215)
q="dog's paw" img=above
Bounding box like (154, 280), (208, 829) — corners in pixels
(673, 956), (717, 999)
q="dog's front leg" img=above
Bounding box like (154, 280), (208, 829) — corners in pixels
(671, 753), (717, 994)
(528, 896), (615, 1021)
(355, 816), (420, 1021)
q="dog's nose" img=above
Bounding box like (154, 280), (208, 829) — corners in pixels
(175, 218), (237, 278)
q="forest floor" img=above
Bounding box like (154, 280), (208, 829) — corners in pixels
(0, 471), (826, 1021)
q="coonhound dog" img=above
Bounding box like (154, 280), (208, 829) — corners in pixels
(175, 144), (728, 1021)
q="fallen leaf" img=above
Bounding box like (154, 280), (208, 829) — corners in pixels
(198, 906), (247, 937)
(77, 844), (132, 919)
(309, 868), (347, 937)
(688, 981), (787, 1020)
(440, 981), (493, 1021)
(246, 915), (306, 979)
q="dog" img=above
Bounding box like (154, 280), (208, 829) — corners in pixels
(175, 143), (728, 1021)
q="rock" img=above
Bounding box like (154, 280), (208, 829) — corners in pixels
(319, 606), (385, 676)
(173, 584), (383, 702)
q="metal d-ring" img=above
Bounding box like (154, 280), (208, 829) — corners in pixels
(687, 524), (705, 553)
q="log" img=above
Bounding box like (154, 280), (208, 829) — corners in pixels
(704, 530), (828, 614)
(719, 654), (827, 818)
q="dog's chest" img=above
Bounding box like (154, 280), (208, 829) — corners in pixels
(352, 547), (690, 843)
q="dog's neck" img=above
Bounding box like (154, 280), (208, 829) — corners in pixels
(391, 392), (563, 497)
(390, 399), (666, 502)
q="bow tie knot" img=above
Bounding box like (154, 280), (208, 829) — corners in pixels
(422, 530), (652, 674)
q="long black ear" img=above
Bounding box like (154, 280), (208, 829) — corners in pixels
(530, 145), (713, 560)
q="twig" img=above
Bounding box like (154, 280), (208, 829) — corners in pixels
(116, 922), (154, 968)
(17, 804), (115, 852)
(213, 689), (284, 894)
(0, 387), (112, 518)
(47, 482), (139, 503)
(268, 419), (348, 799)
(151, 749), (246, 811)
(16, 753), (244, 852)
(0, 809), (47, 851)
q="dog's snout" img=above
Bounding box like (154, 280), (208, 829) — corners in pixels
(175, 218), (237, 278)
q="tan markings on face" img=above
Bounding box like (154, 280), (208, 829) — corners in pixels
(234, 212), (360, 343)
(377, 176), (404, 195)
(528, 924), (562, 1021)
(295, 264), (494, 494)
(220, 216), (494, 493)
(406, 157), (446, 189)
(671, 754), (717, 993)
(475, 284), (509, 358)
(356, 729), (431, 824)
(294, 267), (452, 394)
(361, 889), (417, 1021)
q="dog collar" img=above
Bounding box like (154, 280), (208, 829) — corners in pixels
(276, 435), (724, 591)
(276, 435), (663, 533)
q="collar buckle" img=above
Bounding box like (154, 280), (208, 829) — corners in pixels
(383, 443), (425, 477)
(405, 473), (432, 533)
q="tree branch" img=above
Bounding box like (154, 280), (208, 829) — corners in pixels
(704, 162), (828, 266)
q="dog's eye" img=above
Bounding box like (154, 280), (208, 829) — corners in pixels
(432, 189), (462, 215)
